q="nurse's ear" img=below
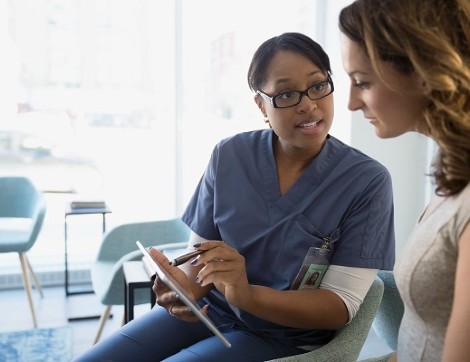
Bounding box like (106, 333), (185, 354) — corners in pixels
(254, 93), (271, 127)
(254, 93), (264, 112)
(254, 94), (269, 120)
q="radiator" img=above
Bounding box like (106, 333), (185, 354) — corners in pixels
(0, 268), (91, 290)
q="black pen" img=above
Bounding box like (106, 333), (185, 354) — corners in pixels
(169, 250), (205, 266)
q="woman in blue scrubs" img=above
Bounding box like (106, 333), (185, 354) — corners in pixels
(75, 32), (395, 362)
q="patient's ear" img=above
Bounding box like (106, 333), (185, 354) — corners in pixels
(414, 72), (431, 95)
(421, 81), (431, 95)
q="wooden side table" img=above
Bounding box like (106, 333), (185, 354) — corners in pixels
(123, 261), (156, 323)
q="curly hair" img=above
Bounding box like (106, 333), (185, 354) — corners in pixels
(339, 0), (470, 196)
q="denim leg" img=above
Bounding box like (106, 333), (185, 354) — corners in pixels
(163, 329), (304, 362)
(74, 306), (211, 362)
(74, 305), (305, 362)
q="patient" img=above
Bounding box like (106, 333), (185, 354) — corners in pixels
(339, 0), (470, 360)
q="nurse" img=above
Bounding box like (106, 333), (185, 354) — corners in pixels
(75, 32), (395, 362)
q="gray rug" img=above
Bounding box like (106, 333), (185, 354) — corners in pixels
(0, 326), (72, 362)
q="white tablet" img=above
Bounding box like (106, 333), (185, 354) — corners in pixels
(136, 241), (232, 348)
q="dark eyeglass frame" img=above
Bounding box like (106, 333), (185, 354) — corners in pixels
(256, 76), (334, 109)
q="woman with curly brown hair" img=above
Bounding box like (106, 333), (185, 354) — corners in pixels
(339, 0), (470, 361)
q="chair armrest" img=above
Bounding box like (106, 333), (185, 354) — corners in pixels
(116, 241), (188, 269)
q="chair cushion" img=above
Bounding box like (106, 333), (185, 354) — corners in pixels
(0, 226), (32, 253)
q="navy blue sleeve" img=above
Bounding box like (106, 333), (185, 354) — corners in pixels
(181, 144), (221, 240)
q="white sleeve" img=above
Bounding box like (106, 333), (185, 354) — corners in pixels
(188, 231), (377, 323)
(319, 265), (378, 323)
(187, 231), (208, 247)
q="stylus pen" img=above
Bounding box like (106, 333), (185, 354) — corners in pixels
(170, 250), (205, 266)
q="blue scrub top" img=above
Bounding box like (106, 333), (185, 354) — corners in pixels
(182, 129), (395, 345)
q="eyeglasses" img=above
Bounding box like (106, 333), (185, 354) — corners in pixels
(256, 76), (334, 109)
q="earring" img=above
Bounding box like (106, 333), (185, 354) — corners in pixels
(263, 116), (272, 128)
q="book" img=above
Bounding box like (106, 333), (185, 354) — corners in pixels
(70, 200), (107, 209)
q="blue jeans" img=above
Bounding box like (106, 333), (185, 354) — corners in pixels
(74, 306), (305, 362)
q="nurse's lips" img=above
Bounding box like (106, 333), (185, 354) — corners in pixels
(297, 119), (322, 128)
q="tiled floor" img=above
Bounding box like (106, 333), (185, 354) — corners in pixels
(0, 285), (392, 360)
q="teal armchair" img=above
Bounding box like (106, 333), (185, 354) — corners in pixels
(269, 276), (385, 362)
(91, 218), (190, 343)
(0, 176), (47, 328)
(359, 270), (403, 362)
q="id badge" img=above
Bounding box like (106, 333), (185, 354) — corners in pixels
(291, 246), (331, 290)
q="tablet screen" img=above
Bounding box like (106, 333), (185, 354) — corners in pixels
(136, 241), (231, 348)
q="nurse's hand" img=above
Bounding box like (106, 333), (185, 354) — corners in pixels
(150, 248), (208, 322)
(191, 241), (251, 308)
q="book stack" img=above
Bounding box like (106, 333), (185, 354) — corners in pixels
(70, 200), (107, 209)
(68, 193), (108, 210)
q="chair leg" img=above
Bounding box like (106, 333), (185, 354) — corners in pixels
(27, 257), (44, 298)
(94, 305), (112, 345)
(18, 253), (38, 328)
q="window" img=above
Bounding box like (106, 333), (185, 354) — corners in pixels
(1, 0), (353, 274)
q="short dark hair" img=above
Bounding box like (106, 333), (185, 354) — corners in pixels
(247, 32), (332, 93)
